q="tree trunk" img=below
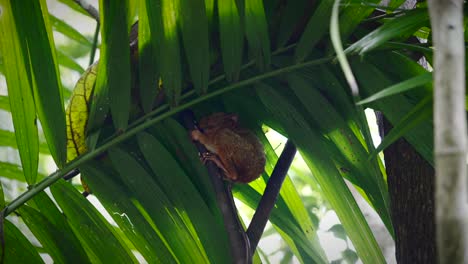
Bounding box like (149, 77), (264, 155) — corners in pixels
(382, 116), (436, 264)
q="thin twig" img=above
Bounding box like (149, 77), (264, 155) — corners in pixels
(73, 0), (99, 23)
(180, 110), (251, 264)
(246, 140), (297, 253)
(88, 22), (100, 66)
(62, 168), (80, 180)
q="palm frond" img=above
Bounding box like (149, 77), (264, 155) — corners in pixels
(0, 0), (439, 263)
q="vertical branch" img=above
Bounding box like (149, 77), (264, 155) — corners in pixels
(428, 0), (468, 263)
(246, 140), (296, 253)
(180, 110), (251, 264)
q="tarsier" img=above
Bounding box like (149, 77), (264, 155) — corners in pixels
(191, 113), (266, 183)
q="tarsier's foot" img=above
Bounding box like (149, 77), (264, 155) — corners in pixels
(201, 152), (226, 171)
(200, 152), (214, 164)
(199, 152), (216, 164)
(200, 152), (237, 181)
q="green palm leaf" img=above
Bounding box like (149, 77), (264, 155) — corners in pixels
(0, 0), (39, 185)
(0, 1), (440, 263)
(11, 0), (67, 168)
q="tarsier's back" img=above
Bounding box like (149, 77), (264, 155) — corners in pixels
(196, 113), (266, 183)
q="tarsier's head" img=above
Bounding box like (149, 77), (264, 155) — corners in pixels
(198, 112), (239, 132)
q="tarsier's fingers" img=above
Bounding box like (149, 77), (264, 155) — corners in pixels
(200, 152), (215, 164)
(202, 153), (229, 174)
(202, 152), (240, 181)
(198, 152), (205, 164)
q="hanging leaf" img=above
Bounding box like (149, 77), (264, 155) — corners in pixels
(0, 96), (9, 112)
(275, 0), (308, 48)
(357, 72), (432, 105)
(0, 179), (4, 209)
(387, 0), (407, 10)
(0, 129), (49, 154)
(146, 0), (182, 106)
(0, 161), (46, 182)
(139, 0), (159, 113)
(338, 0), (381, 42)
(287, 74), (393, 234)
(49, 14), (92, 47)
(51, 180), (136, 263)
(294, 0), (334, 61)
(108, 146), (213, 263)
(19, 205), (90, 263)
(244, 0), (270, 69)
(205, 0), (215, 26)
(81, 162), (177, 263)
(0, 0), (39, 184)
(351, 57), (434, 165)
(137, 131), (231, 263)
(178, 0), (210, 94)
(1, 220), (44, 264)
(28, 191), (90, 262)
(256, 83), (386, 263)
(94, 0), (132, 131)
(221, 91), (328, 262)
(218, 0), (244, 81)
(57, 49), (85, 73)
(145, 119), (219, 214)
(11, 0), (67, 168)
(346, 8), (429, 55)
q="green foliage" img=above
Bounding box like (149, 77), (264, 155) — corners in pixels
(257, 84), (385, 263)
(51, 180), (137, 262)
(218, 0), (244, 81)
(147, 0), (183, 106)
(11, 0), (67, 168)
(0, 0), (39, 185)
(0, 0), (438, 263)
(1, 221), (43, 263)
(89, 0), (132, 131)
(138, 0), (159, 113)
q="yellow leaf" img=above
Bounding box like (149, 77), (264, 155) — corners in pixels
(66, 63), (98, 161)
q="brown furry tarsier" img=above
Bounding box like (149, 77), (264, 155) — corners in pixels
(191, 113), (266, 183)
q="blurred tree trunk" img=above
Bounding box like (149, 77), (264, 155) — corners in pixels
(428, 0), (468, 262)
(380, 116), (436, 264)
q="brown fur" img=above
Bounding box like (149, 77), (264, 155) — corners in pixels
(191, 113), (266, 183)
